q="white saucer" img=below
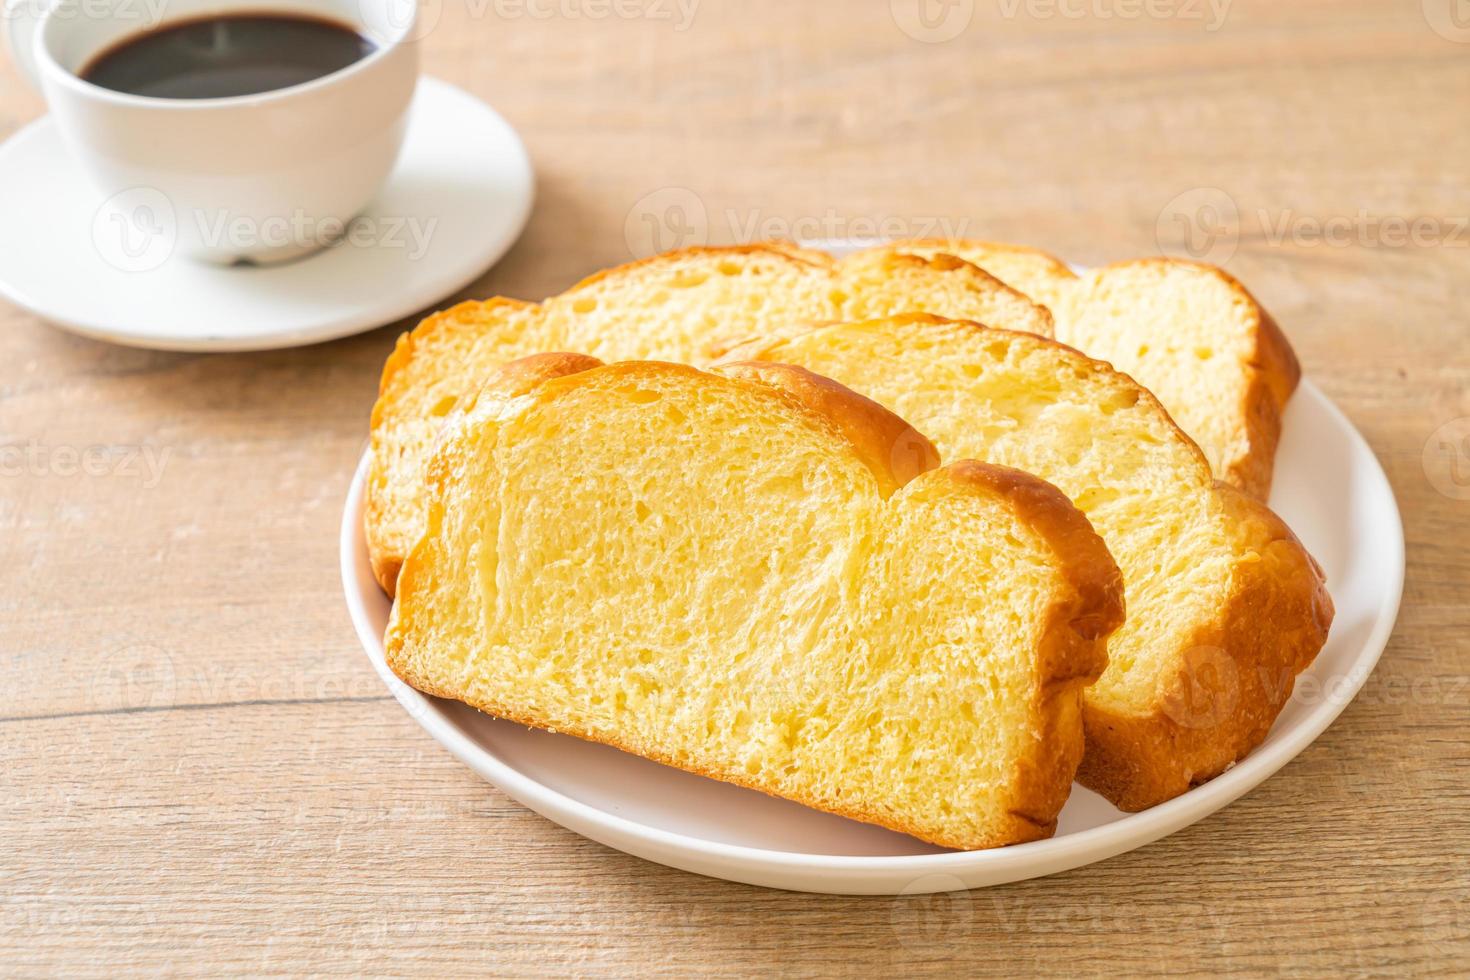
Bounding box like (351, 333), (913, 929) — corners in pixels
(0, 77), (533, 351)
(340, 378), (1404, 894)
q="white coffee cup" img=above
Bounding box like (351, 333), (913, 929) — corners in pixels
(5, 0), (419, 265)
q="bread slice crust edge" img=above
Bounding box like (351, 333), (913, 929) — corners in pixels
(722, 313), (1332, 811)
(365, 244), (1056, 595)
(864, 241), (1301, 500)
(386, 356), (1125, 848)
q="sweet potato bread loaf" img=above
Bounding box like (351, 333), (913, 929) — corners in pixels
(385, 356), (1125, 849)
(367, 245), (1053, 594)
(867, 240), (1299, 499)
(724, 315), (1332, 810)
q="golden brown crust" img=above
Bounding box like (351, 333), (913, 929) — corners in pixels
(867, 238), (1078, 283)
(372, 298), (536, 415)
(729, 310), (1217, 476)
(1076, 483), (1333, 810)
(564, 243), (828, 295)
(388, 359), (1127, 850)
(921, 461), (1123, 836)
(1233, 288), (1300, 499)
(366, 297), (539, 594)
(871, 245), (1299, 500)
(369, 551), (404, 600)
(367, 244), (1071, 595)
(753, 239), (841, 267)
(466, 352), (605, 411)
(862, 239), (1079, 318)
(930, 314), (1322, 805)
(366, 250), (817, 595)
(732, 312), (1330, 811)
(712, 360), (941, 494)
(1096, 258), (1300, 501)
(366, 247), (854, 595)
(938, 461), (1126, 648)
(840, 249), (1057, 338)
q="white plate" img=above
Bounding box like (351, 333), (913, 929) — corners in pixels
(340, 376), (1403, 894)
(0, 77), (532, 351)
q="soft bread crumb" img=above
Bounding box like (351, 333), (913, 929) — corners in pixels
(386, 359), (1123, 850)
(366, 245), (1054, 594)
(729, 314), (1332, 811)
(865, 241), (1298, 500)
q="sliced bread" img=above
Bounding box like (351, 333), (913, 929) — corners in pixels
(367, 245), (1053, 594)
(865, 240), (1299, 499)
(868, 239), (1079, 313)
(723, 314), (1333, 810)
(386, 355), (1125, 849)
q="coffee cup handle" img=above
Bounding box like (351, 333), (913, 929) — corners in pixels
(3, 0), (49, 93)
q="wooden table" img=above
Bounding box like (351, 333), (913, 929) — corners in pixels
(4, 1), (1466, 973)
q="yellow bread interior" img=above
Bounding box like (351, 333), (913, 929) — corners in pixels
(1056, 259), (1299, 500)
(386, 358), (1124, 849)
(367, 245), (1053, 593)
(870, 240), (1078, 313)
(724, 315), (1333, 809)
(867, 241), (1299, 498)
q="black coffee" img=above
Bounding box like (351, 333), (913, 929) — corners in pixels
(80, 13), (375, 99)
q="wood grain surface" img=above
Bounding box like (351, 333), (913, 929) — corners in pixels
(3, 0), (1467, 974)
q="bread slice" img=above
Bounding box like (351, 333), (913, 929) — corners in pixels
(1056, 259), (1299, 501)
(386, 355), (1125, 849)
(723, 314), (1333, 810)
(866, 239), (1079, 314)
(367, 245), (1054, 594)
(864, 240), (1299, 499)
